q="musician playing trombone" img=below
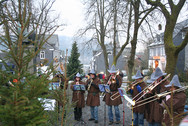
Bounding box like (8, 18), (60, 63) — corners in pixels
(145, 67), (169, 126)
(128, 70), (147, 126)
(160, 75), (186, 126)
(85, 69), (101, 123)
(103, 65), (122, 125)
(70, 73), (85, 121)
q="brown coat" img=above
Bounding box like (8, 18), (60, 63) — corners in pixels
(86, 77), (101, 106)
(103, 75), (122, 106)
(130, 81), (147, 113)
(70, 81), (85, 108)
(163, 91), (186, 126)
(145, 80), (169, 123)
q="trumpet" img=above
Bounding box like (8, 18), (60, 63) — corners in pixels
(134, 74), (170, 102)
(87, 79), (93, 91)
(131, 85), (188, 109)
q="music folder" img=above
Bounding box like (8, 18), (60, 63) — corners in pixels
(118, 88), (135, 106)
(49, 82), (60, 90)
(73, 84), (86, 91)
(99, 84), (110, 92)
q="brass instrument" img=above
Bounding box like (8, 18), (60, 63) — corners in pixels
(110, 91), (121, 100)
(130, 85), (188, 109)
(100, 86), (111, 97)
(127, 76), (148, 92)
(122, 81), (133, 83)
(134, 74), (170, 102)
(102, 70), (119, 97)
(110, 85), (127, 100)
(87, 79), (93, 91)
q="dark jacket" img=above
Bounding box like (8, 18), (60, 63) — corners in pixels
(103, 75), (122, 106)
(86, 77), (101, 106)
(130, 81), (147, 113)
(70, 80), (85, 108)
(145, 80), (169, 123)
(163, 91), (186, 126)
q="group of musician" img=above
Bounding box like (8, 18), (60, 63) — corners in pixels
(70, 65), (187, 125)
(129, 67), (186, 126)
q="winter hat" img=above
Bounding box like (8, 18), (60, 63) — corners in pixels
(147, 72), (155, 83)
(75, 72), (81, 78)
(88, 69), (96, 75)
(165, 75), (182, 88)
(132, 70), (143, 79)
(153, 67), (166, 80)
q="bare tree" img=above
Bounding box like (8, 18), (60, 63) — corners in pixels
(146, 0), (188, 77)
(127, 0), (156, 80)
(78, 0), (132, 74)
(0, 0), (59, 77)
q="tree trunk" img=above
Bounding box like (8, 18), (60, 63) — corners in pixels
(128, 1), (139, 81)
(128, 37), (137, 81)
(101, 43), (109, 74)
(165, 48), (178, 79)
(145, 0), (188, 79)
(164, 22), (177, 78)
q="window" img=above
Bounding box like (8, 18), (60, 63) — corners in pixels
(182, 32), (185, 39)
(153, 48), (156, 56)
(40, 51), (45, 59)
(150, 49), (153, 57)
(157, 47), (161, 56)
(161, 47), (165, 56)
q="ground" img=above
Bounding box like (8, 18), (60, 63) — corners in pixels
(66, 81), (148, 126)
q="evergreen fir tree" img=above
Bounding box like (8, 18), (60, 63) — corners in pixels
(0, 0), (59, 125)
(67, 41), (83, 80)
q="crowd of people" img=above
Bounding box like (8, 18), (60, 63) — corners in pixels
(68, 65), (187, 125)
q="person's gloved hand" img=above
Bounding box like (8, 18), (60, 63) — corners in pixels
(166, 95), (171, 101)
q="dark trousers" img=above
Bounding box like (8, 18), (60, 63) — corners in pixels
(74, 107), (82, 120)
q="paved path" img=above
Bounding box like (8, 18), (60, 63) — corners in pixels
(67, 82), (148, 126)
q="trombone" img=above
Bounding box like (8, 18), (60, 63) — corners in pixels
(133, 74), (170, 102)
(127, 76), (148, 92)
(100, 75), (112, 96)
(110, 85), (127, 100)
(102, 70), (120, 97)
(129, 85), (188, 109)
(110, 76), (148, 101)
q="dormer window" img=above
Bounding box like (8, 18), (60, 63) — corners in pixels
(40, 51), (45, 59)
(107, 51), (112, 55)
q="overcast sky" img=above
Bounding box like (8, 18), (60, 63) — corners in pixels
(53, 0), (85, 37)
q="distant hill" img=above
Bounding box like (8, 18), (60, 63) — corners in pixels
(58, 35), (73, 51)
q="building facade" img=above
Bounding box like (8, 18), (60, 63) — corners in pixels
(90, 44), (131, 74)
(35, 34), (63, 75)
(35, 34), (62, 67)
(0, 34), (62, 74)
(148, 19), (188, 72)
